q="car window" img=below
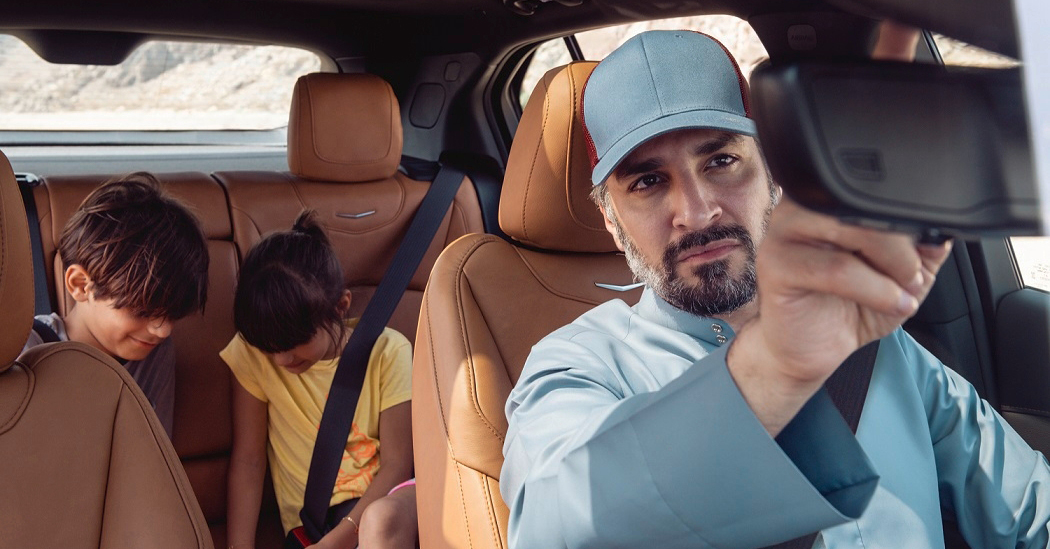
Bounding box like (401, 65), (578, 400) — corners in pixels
(930, 34), (1040, 291)
(517, 15), (767, 110)
(931, 33), (1019, 68)
(517, 38), (573, 108)
(1009, 237), (1050, 292)
(0, 35), (320, 132)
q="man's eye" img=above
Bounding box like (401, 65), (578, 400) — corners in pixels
(630, 174), (662, 191)
(706, 154), (737, 169)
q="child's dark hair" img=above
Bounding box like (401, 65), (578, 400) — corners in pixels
(59, 172), (209, 320)
(234, 210), (347, 354)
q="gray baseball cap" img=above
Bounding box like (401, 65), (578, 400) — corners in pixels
(582, 30), (756, 186)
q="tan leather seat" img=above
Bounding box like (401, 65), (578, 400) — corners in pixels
(30, 172), (254, 547)
(215, 72), (484, 343)
(0, 151), (213, 548)
(412, 62), (643, 549)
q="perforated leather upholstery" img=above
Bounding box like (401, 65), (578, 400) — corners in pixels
(0, 151), (213, 548)
(217, 72), (483, 342)
(412, 62), (642, 549)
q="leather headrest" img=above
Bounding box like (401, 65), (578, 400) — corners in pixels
(499, 62), (617, 253)
(288, 73), (403, 183)
(0, 150), (34, 372)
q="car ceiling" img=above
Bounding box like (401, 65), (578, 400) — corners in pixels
(0, 0), (1019, 65)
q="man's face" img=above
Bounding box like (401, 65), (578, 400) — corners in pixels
(600, 128), (777, 317)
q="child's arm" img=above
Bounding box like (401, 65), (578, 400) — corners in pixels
(227, 381), (269, 549)
(313, 401), (413, 549)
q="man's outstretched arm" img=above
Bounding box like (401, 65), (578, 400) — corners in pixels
(502, 332), (878, 548)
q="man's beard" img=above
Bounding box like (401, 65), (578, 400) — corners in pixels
(612, 218), (759, 317)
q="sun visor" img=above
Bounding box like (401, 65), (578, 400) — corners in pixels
(751, 61), (1039, 241)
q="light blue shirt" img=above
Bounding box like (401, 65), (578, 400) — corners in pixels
(501, 288), (1050, 548)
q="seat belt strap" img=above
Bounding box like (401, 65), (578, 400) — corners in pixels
(299, 164), (465, 541)
(763, 340), (880, 549)
(17, 175), (53, 316)
(31, 318), (62, 344)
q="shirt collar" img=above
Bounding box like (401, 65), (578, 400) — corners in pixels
(633, 287), (735, 347)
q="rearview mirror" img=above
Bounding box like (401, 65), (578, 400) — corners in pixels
(750, 61), (1038, 241)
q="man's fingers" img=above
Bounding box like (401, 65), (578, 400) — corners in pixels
(761, 239), (919, 318)
(871, 20), (921, 62)
(769, 200), (925, 299)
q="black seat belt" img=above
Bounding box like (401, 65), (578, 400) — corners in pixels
(764, 340), (880, 549)
(17, 174), (53, 316)
(299, 164), (465, 541)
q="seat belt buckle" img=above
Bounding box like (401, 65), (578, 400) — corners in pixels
(283, 526), (314, 548)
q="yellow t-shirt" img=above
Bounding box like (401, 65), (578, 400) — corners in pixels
(219, 319), (412, 533)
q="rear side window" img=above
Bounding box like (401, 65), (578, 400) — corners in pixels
(574, 15), (766, 74)
(0, 35), (321, 131)
(931, 33), (1019, 68)
(516, 15), (766, 110)
(1010, 237), (1050, 292)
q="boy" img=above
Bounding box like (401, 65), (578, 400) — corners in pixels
(23, 172), (209, 438)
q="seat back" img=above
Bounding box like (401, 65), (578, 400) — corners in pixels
(215, 72), (483, 343)
(0, 151), (213, 548)
(412, 62), (642, 549)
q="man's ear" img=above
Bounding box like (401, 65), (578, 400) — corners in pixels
(65, 264), (92, 303)
(337, 289), (353, 316)
(598, 201), (625, 252)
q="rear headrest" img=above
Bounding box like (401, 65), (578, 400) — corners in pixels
(288, 72), (403, 183)
(499, 62), (617, 253)
(0, 150), (34, 372)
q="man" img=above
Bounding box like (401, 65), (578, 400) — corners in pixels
(500, 29), (1050, 548)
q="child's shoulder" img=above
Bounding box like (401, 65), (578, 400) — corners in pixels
(377, 325), (411, 350)
(220, 332), (269, 368)
(346, 318), (410, 349)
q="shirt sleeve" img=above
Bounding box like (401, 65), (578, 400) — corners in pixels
(501, 334), (879, 549)
(219, 333), (269, 403)
(897, 330), (1050, 547)
(20, 329), (44, 355)
(376, 327), (412, 411)
(127, 338), (176, 439)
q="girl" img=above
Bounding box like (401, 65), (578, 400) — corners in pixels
(222, 211), (417, 549)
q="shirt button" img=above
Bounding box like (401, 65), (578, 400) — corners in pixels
(716, 334), (727, 344)
(711, 323), (723, 333)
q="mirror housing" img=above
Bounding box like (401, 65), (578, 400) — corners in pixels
(750, 61), (1038, 241)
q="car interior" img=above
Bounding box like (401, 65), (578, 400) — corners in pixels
(0, 0), (1044, 548)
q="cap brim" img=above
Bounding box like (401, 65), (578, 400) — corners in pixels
(591, 110), (757, 186)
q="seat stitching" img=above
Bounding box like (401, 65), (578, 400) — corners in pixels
(459, 274), (507, 442)
(510, 246), (620, 305)
(520, 75), (552, 242)
(0, 365), (33, 433)
(306, 78), (396, 166)
(563, 64), (610, 234)
(452, 237), (506, 441)
(426, 238), (492, 549)
(482, 472), (503, 548)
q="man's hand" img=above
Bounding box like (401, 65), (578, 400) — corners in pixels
(729, 199), (952, 435)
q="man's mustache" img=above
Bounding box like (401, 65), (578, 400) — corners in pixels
(662, 225), (754, 272)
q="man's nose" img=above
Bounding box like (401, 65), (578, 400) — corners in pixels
(148, 318), (173, 338)
(671, 177), (721, 230)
